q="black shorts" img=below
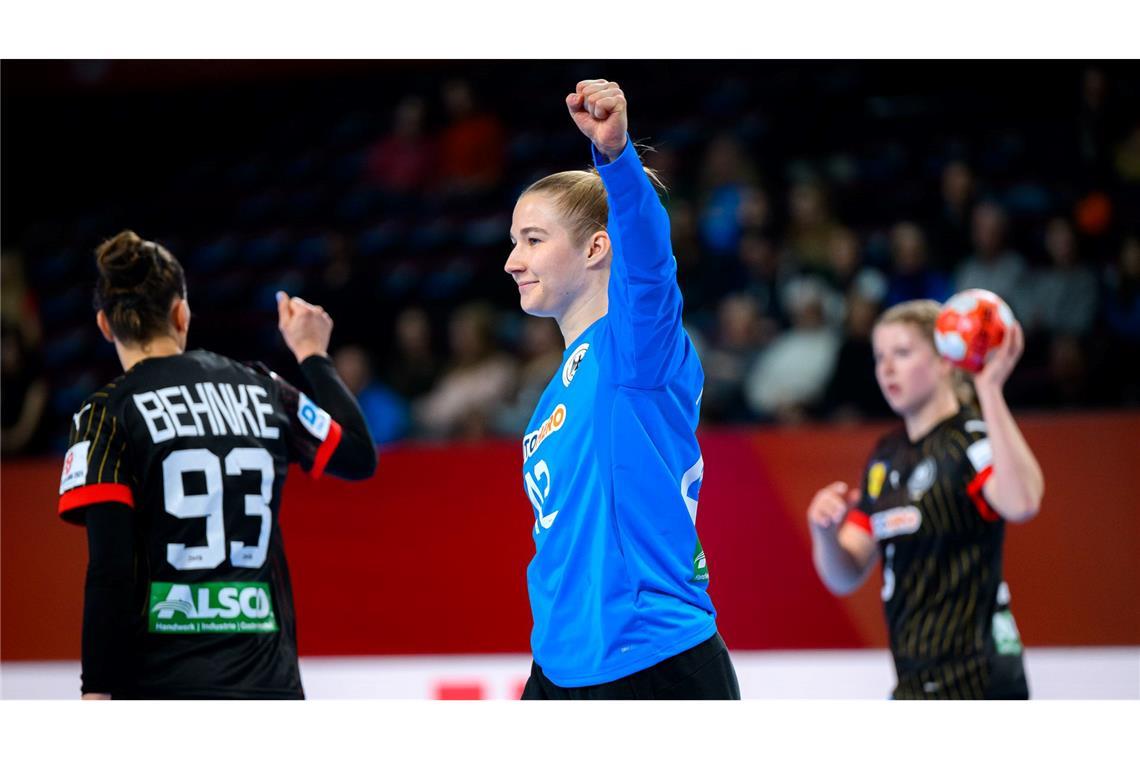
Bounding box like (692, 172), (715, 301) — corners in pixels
(521, 632), (740, 700)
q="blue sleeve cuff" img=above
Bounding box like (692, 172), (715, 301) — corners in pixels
(592, 134), (646, 197)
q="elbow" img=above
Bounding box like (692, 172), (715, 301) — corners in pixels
(1002, 498), (1041, 524)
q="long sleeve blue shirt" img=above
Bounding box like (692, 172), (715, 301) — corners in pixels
(521, 138), (717, 687)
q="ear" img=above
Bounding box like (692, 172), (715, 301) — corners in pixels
(584, 230), (611, 270)
(95, 310), (115, 343)
(171, 298), (191, 337)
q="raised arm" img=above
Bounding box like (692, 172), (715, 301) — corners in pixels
(973, 320), (1044, 522)
(569, 80), (685, 387)
(277, 292), (376, 479)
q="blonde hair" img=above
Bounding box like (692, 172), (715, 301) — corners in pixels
(875, 299), (976, 408)
(521, 152), (665, 248)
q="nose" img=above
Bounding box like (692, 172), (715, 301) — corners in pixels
(504, 244), (525, 276)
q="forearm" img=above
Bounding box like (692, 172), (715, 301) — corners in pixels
(811, 528), (871, 596)
(298, 355), (377, 479)
(81, 504), (136, 696)
(976, 383), (1044, 522)
(593, 138), (674, 275)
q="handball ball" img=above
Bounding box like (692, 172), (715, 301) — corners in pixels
(934, 289), (1015, 373)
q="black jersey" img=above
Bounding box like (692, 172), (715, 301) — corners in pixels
(845, 409), (1029, 700)
(57, 350), (344, 698)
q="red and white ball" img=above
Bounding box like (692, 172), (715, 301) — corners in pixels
(934, 289), (1015, 373)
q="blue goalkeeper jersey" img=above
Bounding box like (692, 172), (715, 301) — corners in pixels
(521, 138), (717, 687)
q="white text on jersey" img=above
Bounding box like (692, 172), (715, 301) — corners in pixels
(133, 383), (280, 443)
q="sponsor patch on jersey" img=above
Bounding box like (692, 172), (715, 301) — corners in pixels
(965, 419), (988, 434)
(966, 437), (993, 473)
(872, 505), (923, 540)
(867, 461), (887, 501)
(297, 392), (331, 441)
(522, 403), (567, 463)
(59, 441), (91, 494)
(148, 581), (278, 634)
(992, 609), (1023, 655)
(907, 457), (937, 499)
(562, 343), (589, 388)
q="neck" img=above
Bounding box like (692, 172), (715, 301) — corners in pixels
(116, 336), (183, 371)
(556, 285), (608, 348)
(903, 383), (960, 442)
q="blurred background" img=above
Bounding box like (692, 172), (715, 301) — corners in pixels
(1, 60), (1137, 698)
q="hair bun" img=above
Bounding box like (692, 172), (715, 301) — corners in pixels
(95, 230), (157, 290)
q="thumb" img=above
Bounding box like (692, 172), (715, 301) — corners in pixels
(276, 291), (291, 329)
(566, 92), (585, 113)
(846, 488), (862, 507)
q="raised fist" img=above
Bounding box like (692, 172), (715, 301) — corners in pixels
(276, 291), (333, 363)
(566, 79), (628, 160)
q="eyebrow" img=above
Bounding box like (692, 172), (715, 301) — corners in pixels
(519, 227), (548, 236)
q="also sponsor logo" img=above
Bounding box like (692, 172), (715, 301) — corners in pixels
(148, 581), (278, 634)
(872, 505), (923, 540)
(522, 404), (566, 463)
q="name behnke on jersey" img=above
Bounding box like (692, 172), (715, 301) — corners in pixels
(133, 383), (281, 443)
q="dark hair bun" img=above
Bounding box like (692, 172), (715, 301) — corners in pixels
(92, 230), (188, 345)
(95, 230), (157, 291)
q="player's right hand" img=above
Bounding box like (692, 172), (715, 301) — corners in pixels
(566, 79), (628, 160)
(276, 291), (332, 363)
(807, 481), (861, 532)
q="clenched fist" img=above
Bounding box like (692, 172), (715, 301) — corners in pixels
(566, 79), (628, 160)
(807, 481), (861, 532)
(276, 291), (332, 363)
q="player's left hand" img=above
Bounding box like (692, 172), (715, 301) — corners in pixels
(566, 79), (628, 160)
(277, 291), (332, 362)
(974, 318), (1024, 391)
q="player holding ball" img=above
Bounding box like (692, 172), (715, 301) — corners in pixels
(807, 296), (1044, 699)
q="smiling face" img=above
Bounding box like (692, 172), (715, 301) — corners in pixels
(505, 192), (596, 320)
(872, 321), (951, 418)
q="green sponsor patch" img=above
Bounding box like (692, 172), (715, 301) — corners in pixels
(148, 581), (278, 634)
(992, 609), (1023, 656)
(691, 538), (709, 583)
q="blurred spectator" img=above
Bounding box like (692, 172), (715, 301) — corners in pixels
(954, 201), (1030, 315)
(820, 227), (887, 324)
(414, 302), (517, 439)
(744, 277), (841, 423)
(1023, 217), (1098, 337)
(1, 253), (48, 455)
(1103, 236), (1140, 404)
(494, 317), (564, 436)
(697, 134), (769, 256)
(672, 199), (718, 319)
(699, 293), (770, 423)
(884, 222), (953, 307)
(1113, 124), (1140, 183)
(385, 307), (443, 401)
(1, 317), (48, 455)
(737, 230), (789, 327)
(311, 232), (377, 350)
(819, 285), (892, 423)
(364, 96), (434, 193)
(927, 160), (976, 267)
(784, 179), (843, 275)
(332, 345), (409, 445)
(437, 80), (506, 193)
